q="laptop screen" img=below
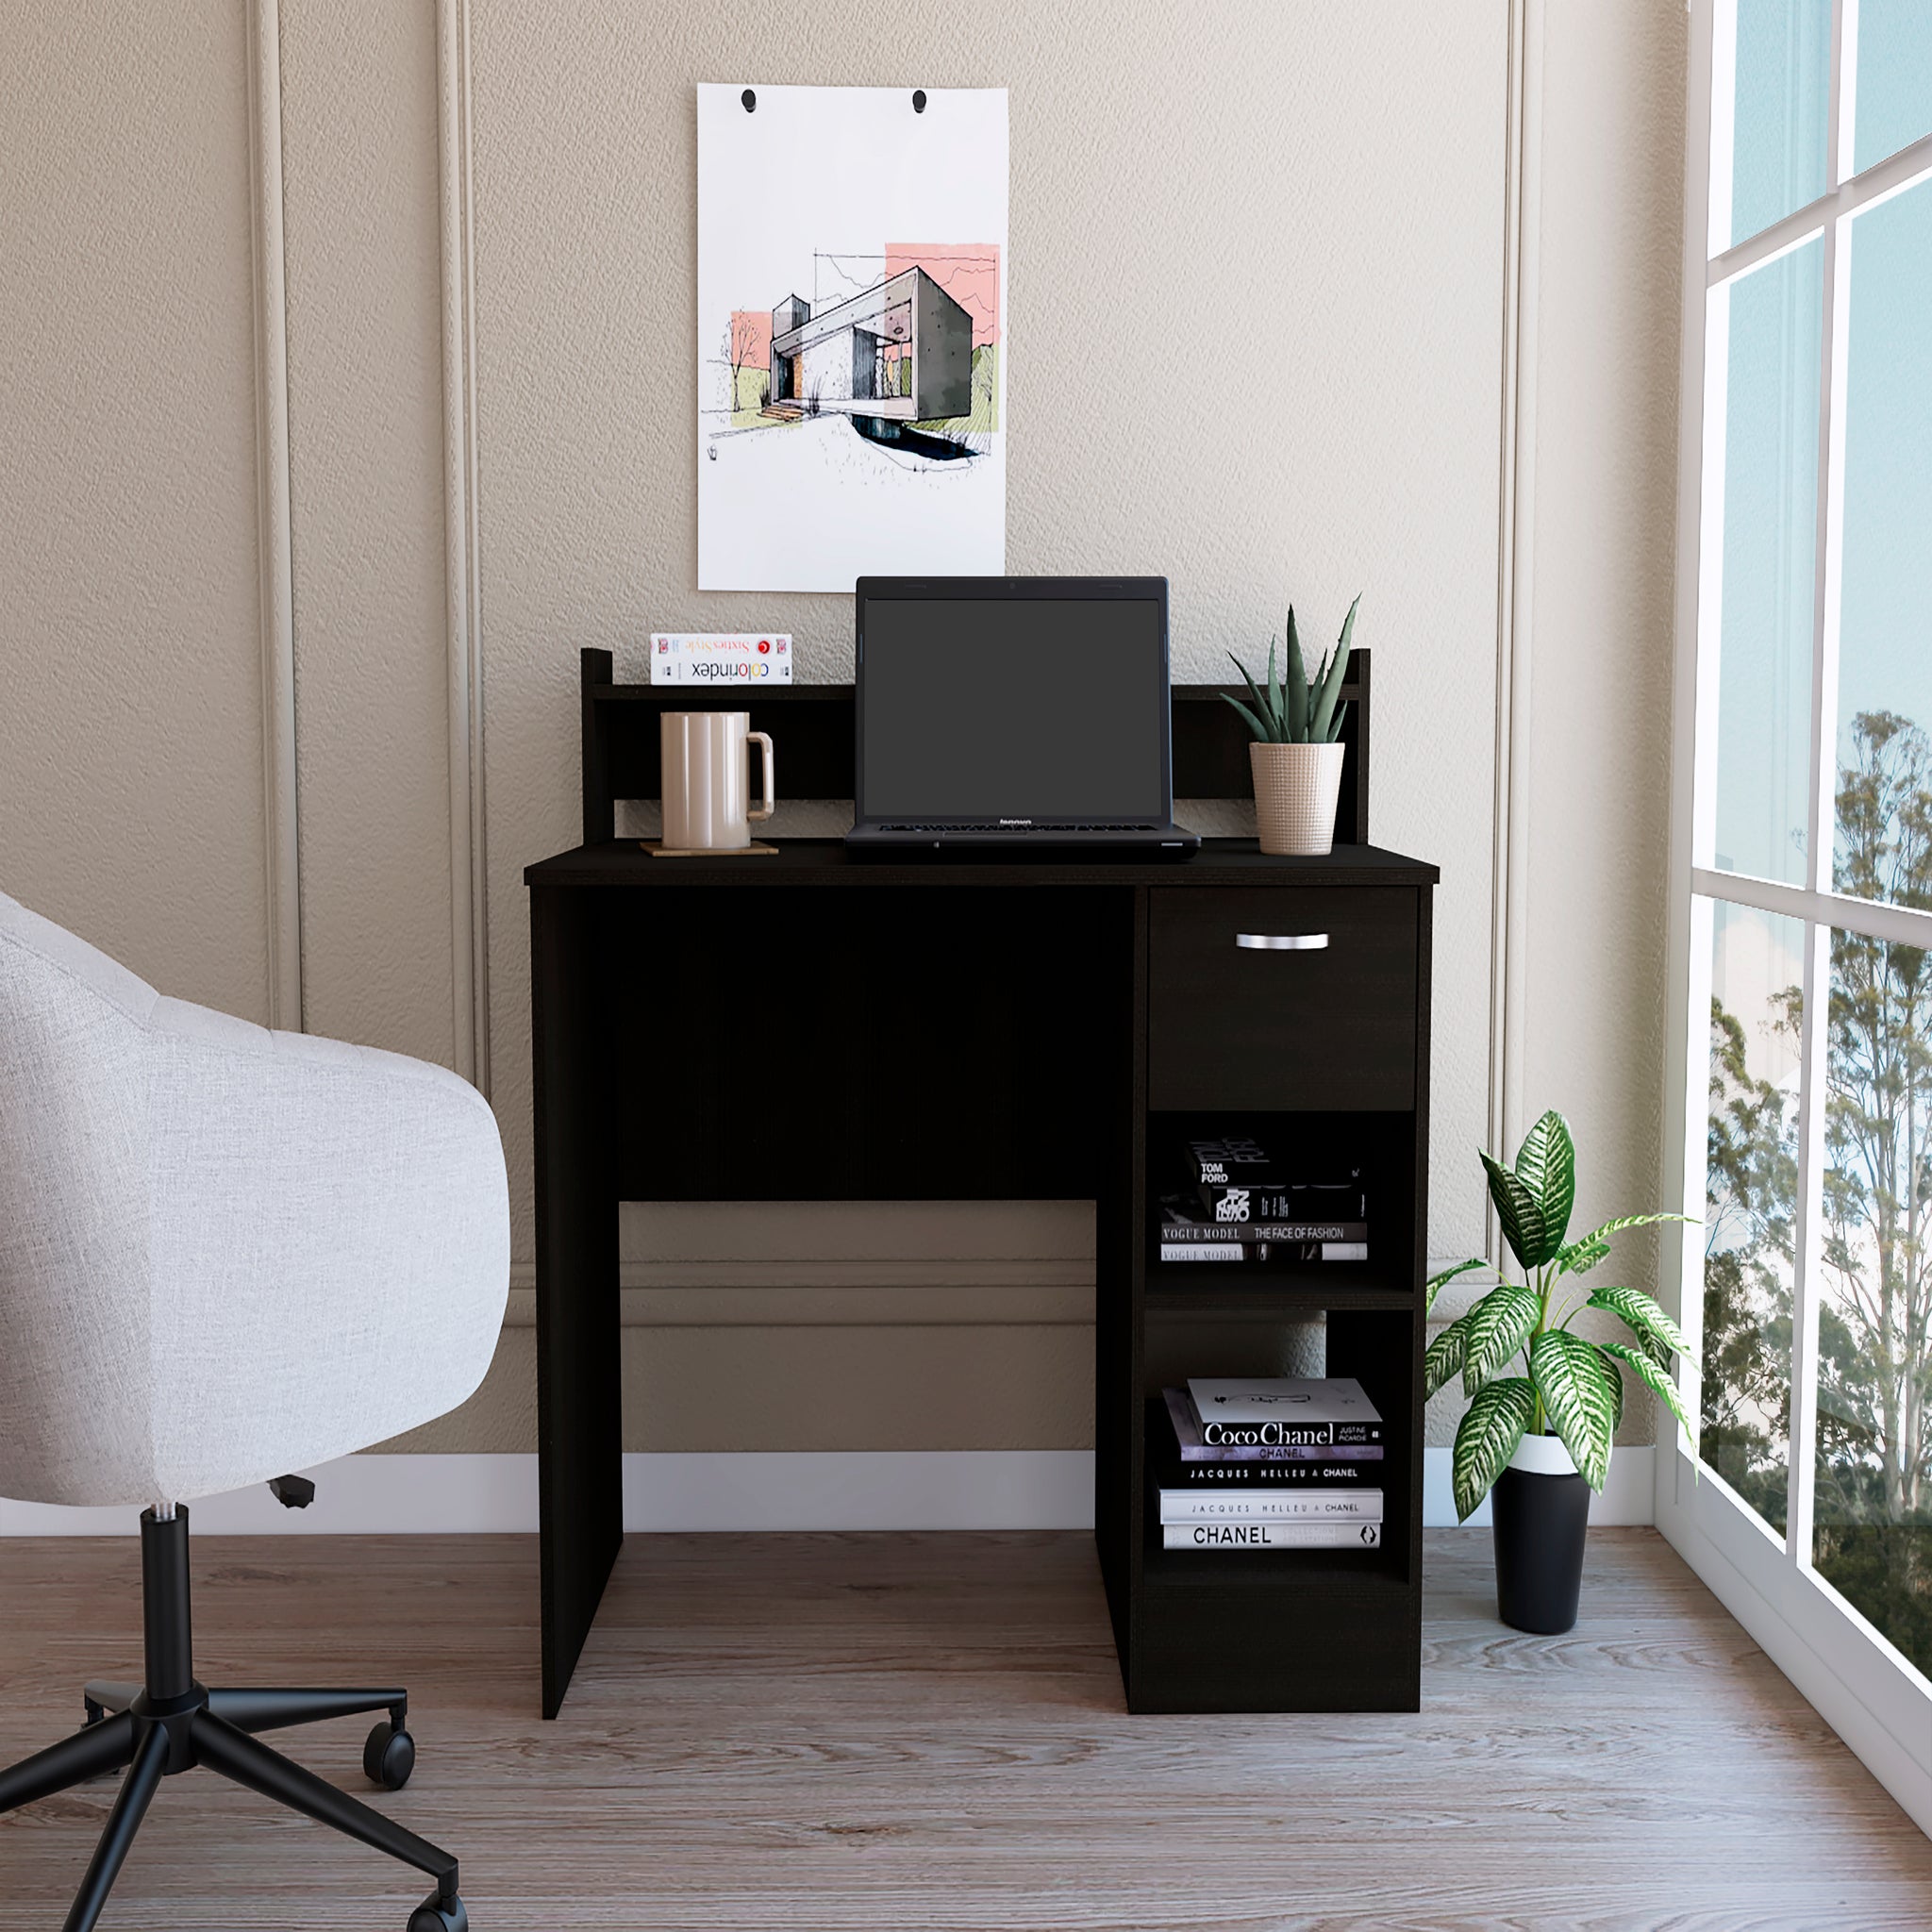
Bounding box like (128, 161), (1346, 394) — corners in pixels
(857, 586), (1170, 822)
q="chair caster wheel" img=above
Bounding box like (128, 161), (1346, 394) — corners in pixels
(364, 1721), (416, 1790)
(408, 1892), (467, 1932)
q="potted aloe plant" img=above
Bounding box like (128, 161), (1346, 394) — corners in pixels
(1223, 598), (1358, 856)
(1426, 1109), (1695, 1633)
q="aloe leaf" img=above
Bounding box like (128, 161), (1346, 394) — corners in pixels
(1460, 1282), (1541, 1398)
(1480, 1152), (1552, 1270)
(1220, 691), (1273, 744)
(1452, 1376), (1535, 1522)
(1229, 654), (1279, 743)
(1528, 1330), (1615, 1491)
(1585, 1285), (1694, 1366)
(1424, 1255), (1489, 1316)
(1557, 1212), (1693, 1275)
(1598, 1341), (1697, 1454)
(1284, 609), (1308, 742)
(1309, 598), (1357, 741)
(1424, 1318), (1469, 1402)
(1513, 1109), (1576, 1251)
(1335, 591), (1359, 664)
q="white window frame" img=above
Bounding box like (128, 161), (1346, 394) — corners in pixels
(1659, 0), (1932, 1833)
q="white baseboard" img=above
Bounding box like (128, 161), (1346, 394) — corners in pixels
(0, 1445), (1657, 1535)
(0, 1456), (542, 1536)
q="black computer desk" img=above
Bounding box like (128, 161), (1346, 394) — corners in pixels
(527, 649), (1435, 1718)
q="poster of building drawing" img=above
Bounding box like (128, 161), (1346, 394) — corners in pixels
(696, 84), (1008, 592)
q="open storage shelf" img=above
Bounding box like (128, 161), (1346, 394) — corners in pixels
(1144, 1108), (1416, 1295)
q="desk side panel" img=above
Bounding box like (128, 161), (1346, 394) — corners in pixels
(533, 884), (623, 1717)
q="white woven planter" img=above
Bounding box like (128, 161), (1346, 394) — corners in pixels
(1250, 741), (1346, 856)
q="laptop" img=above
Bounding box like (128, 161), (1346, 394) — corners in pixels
(846, 576), (1200, 851)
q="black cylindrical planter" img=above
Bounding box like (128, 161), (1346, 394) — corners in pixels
(1492, 1463), (1590, 1633)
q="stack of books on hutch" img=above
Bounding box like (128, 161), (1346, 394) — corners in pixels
(1158, 1377), (1384, 1551)
(1158, 1135), (1367, 1264)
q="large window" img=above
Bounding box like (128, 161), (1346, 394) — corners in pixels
(1671, 0), (1932, 1797)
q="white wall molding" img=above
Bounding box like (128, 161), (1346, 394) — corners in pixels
(1488, 0), (1543, 1199)
(438, 0), (489, 1090)
(1, 1448), (1652, 1537)
(246, 0), (302, 1030)
(502, 1258), (1095, 1328)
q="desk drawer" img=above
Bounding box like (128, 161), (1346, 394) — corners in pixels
(1148, 887), (1418, 1110)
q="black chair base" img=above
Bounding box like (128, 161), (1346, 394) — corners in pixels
(0, 1507), (465, 1932)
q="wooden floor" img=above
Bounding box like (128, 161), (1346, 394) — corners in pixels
(2, 1529), (1930, 1929)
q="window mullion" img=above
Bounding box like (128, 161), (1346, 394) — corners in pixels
(1787, 920), (1830, 1561)
(1783, 0), (1854, 1574)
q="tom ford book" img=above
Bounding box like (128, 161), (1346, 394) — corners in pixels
(1187, 1137), (1365, 1224)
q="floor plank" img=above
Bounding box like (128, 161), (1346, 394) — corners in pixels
(1, 1528), (1927, 1929)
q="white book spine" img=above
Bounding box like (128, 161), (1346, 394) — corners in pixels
(1162, 1521), (1383, 1550)
(1158, 1491), (1383, 1524)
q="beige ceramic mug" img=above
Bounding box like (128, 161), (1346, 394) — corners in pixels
(660, 711), (775, 850)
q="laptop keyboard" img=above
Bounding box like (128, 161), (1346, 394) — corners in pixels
(876, 823), (1158, 834)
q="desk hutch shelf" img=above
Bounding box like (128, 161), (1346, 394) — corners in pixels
(526, 648), (1433, 1717)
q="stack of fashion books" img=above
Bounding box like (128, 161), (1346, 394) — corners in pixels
(1158, 1377), (1385, 1550)
(1158, 1136), (1367, 1264)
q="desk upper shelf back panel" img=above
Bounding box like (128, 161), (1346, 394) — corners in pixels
(576, 647), (1371, 846)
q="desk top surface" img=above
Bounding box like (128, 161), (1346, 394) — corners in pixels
(525, 838), (1438, 889)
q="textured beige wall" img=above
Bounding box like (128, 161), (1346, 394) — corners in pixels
(0, 2), (269, 1019)
(2, 1), (1690, 1463)
(474, 1), (1507, 1287)
(1424, 0), (1689, 1454)
(467, 1), (1507, 1452)
(278, 0), (457, 1067)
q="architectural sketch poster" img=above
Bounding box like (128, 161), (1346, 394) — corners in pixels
(696, 84), (1008, 592)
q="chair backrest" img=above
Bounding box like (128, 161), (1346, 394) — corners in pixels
(0, 888), (511, 1510)
(0, 891), (162, 1501)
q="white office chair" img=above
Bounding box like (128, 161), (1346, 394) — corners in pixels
(0, 889), (508, 1932)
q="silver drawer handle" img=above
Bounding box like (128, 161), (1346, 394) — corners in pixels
(1236, 932), (1329, 951)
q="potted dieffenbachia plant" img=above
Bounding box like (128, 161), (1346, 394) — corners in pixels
(1223, 598), (1358, 856)
(1426, 1109), (1695, 1633)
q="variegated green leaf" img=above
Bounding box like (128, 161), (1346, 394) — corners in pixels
(1424, 1318), (1469, 1402)
(1558, 1212), (1692, 1274)
(1461, 1282), (1541, 1397)
(1452, 1376), (1536, 1523)
(1599, 1341), (1698, 1455)
(1528, 1330), (1615, 1491)
(1424, 1255), (1489, 1316)
(1481, 1152), (1552, 1269)
(1513, 1109), (1576, 1252)
(1586, 1285), (1694, 1365)
(1555, 1237), (1612, 1276)
(1600, 1346), (1626, 1431)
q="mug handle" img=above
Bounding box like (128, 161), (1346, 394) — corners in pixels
(747, 731), (776, 823)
